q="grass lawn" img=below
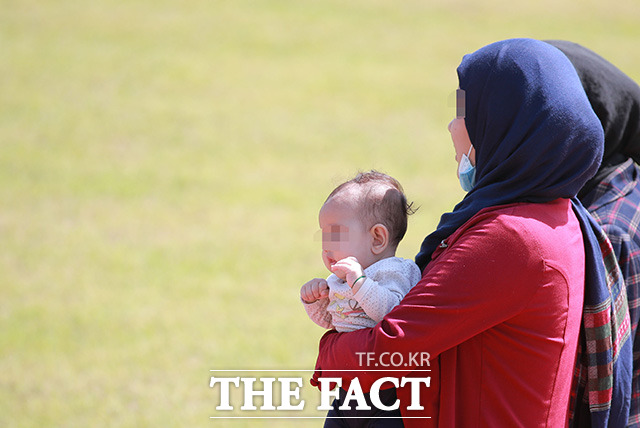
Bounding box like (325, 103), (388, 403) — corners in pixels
(1, 0), (640, 426)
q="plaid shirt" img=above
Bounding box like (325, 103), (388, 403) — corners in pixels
(582, 159), (640, 427)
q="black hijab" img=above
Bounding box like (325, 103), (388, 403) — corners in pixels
(546, 40), (640, 199)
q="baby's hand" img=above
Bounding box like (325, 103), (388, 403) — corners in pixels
(301, 278), (329, 304)
(331, 256), (364, 289)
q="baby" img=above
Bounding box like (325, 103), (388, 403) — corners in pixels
(301, 170), (421, 427)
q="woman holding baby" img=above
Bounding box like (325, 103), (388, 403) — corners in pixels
(311, 38), (633, 427)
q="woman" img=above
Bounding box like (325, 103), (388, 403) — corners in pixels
(547, 40), (640, 427)
(311, 39), (630, 427)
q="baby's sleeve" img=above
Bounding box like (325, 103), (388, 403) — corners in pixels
(302, 298), (333, 329)
(353, 259), (422, 323)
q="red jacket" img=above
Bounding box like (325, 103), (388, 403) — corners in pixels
(314, 199), (584, 427)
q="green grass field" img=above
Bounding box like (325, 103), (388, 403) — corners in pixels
(2, 0), (640, 426)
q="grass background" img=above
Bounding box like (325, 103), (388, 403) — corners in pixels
(2, 0), (640, 426)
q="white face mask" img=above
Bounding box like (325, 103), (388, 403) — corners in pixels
(458, 146), (476, 192)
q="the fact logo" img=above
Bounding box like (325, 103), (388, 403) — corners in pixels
(209, 376), (431, 412)
(209, 355), (431, 420)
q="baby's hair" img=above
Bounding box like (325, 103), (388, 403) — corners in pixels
(326, 171), (417, 248)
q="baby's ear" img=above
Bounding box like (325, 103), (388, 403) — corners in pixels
(370, 224), (389, 255)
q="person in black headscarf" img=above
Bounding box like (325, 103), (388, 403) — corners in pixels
(309, 38), (631, 427)
(547, 39), (640, 428)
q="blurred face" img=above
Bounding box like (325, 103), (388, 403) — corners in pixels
(318, 195), (375, 272)
(448, 117), (475, 177)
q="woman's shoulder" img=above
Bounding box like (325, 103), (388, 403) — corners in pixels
(474, 198), (572, 221)
(462, 199), (575, 234)
(442, 199), (576, 253)
(427, 199), (582, 296)
(453, 199), (582, 264)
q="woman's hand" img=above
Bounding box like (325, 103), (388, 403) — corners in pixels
(300, 278), (329, 303)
